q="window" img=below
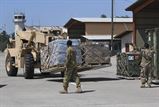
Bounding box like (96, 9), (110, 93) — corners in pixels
(18, 16), (22, 19)
(125, 43), (130, 52)
(14, 16), (18, 19)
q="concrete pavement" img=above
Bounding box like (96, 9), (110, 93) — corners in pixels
(0, 52), (159, 107)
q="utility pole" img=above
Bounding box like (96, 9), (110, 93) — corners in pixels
(111, 0), (114, 55)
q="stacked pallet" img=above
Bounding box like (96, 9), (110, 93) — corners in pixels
(116, 52), (141, 77)
(81, 42), (110, 65)
(40, 39), (82, 70)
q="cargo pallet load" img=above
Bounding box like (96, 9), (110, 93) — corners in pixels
(40, 39), (83, 73)
(40, 39), (111, 75)
(116, 51), (141, 79)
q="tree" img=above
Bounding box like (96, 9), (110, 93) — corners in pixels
(0, 30), (9, 52)
(115, 15), (130, 18)
(100, 14), (107, 18)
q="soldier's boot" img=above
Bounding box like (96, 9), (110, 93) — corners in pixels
(140, 78), (146, 88)
(76, 87), (82, 93)
(147, 78), (152, 88)
(147, 81), (152, 88)
(60, 87), (68, 94)
(140, 84), (146, 88)
(147, 83), (151, 88)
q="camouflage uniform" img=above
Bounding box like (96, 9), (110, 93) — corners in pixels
(63, 46), (81, 90)
(140, 48), (153, 88)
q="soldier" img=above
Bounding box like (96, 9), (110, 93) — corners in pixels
(140, 43), (154, 88)
(60, 40), (82, 94)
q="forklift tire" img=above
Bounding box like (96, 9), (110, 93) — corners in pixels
(5, 53), (18, 76)
(61, 71), (64, 77)
(24, 53), (34, 79)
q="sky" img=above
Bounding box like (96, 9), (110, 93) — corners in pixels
(0, 0), (136, 33)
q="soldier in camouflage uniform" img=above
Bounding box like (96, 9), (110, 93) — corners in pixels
(140, 43), (154, 88)
(60, 40), (82, 94)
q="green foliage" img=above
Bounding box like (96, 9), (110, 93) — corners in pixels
(100, 14), (107, 18)
(115, 15), (130, 18)
(0, 30), (9, 52)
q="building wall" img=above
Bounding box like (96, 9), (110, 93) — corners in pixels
(68, 22), (85, 41)
(135, 6), (159, 47)
(85, 22), (132, 35)
(121, 32), (133, 52)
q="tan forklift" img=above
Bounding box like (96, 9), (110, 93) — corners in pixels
(5, 13), (56, 79)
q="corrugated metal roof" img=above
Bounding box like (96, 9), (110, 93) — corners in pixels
(126, 0), (155, 11)
(114, 30), (132, 38)
(73, 18), (133, 23)
(82, 35), (116, 40)
(26, 26), (64, 31)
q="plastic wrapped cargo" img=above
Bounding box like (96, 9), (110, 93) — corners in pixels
(40, 39), (82, 69)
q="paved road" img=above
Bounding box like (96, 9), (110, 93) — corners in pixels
(0, 52), (159, 107)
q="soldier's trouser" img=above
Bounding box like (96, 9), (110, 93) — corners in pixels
(63, 67), (81, 88)
(140, 64), (152, 86)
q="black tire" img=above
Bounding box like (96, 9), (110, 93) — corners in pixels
(61, 71), (64, 77)
(41, 72), (50, 76)
(5, 53), (18, 76)
(24, 53), (34, 79)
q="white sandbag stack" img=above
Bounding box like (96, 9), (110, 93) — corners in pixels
(40, 39), (82, 69)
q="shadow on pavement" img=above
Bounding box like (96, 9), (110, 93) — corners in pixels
(69, 90), (96, 94)
(48, 77), (120, 83)
(34, 73), (62, 79)
(0, 84), (7, 88)
(17, 73), (91, 79)
(17, 73), (62, 79)
(150, 85), (159, 88)
(81, 77), (120, 82)
(81, 90), (96, 93)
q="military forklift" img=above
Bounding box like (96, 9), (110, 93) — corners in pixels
(5, 13), (60, 79)
(5, 30), (55, 79)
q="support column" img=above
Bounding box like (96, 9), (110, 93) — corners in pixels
(153, 29), (157, 79)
